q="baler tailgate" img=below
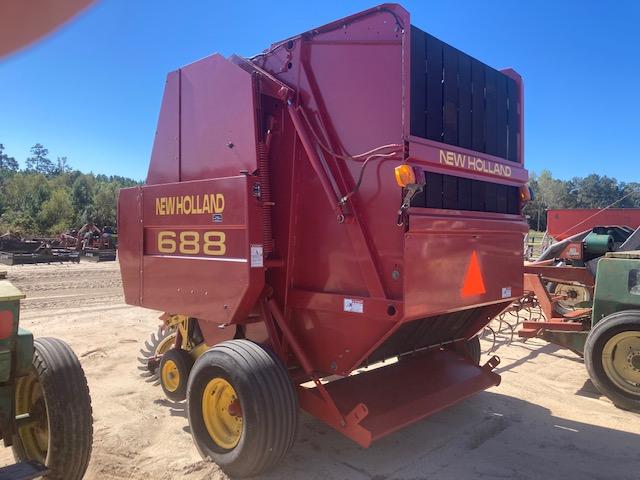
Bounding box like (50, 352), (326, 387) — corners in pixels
(299, 349), (500, 447)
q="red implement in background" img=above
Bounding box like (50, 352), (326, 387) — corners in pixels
(547, 208), (640, 240)
(119, 4), (528, 450)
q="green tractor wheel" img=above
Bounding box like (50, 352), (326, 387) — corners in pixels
(584, 310), (640, 412)
(13, 337), (93, 480)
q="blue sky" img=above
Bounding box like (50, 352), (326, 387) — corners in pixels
(1, 1), (638, 181)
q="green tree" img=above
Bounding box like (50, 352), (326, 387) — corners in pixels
(572, 174), (624, 209)
(93, 182), (118, 227)
(38, 188), (75, 234)
(0, 144), (19, 172)
(71, 174), (96, 222)
(54, 156), (72, 175)
(25, 143), (54, 175)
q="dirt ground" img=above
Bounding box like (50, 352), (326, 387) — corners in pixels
(0, 261), (638, 479)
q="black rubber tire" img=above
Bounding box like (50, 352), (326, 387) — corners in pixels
(187, 339), (298, 478)
(584, 310), (640, 412)
(12, 337), (93, 480)
(160, 348), (194, 401)
(466, 335), (482, 365)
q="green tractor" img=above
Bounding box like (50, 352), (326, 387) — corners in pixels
(0, 271), (93, 479)
(519, 251), (640, 411)
(583, 251), (640, 410)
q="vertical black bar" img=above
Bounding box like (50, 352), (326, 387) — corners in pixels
(471, 60), (485, 152)
(484, 67), (498, 156)
(458, 177), (472, 211)
(442, 45), (458, 146)
(425, 172), (443, 209)
(507, 77), (519, 162)
(410, 26), (427, 137)
(507, 186), (519, 214)
(457, 54), (472, 149)
(471, 179), (485, 211)
(496, 184), (508, 213)
(425, 34), (443, 142)
(442, 174), (458, 209)
(485, 181), (497, 212)
(495, 73), (508, 159)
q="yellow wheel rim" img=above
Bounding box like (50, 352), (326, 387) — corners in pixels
(602, 331), (640, 396)
(161, 359), (180, 393)
(15, 369), (49, 463)
(156, 332), (176, 356)
(202, 378), (243, 449)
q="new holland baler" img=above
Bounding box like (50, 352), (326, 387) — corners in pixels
(119, 4), (528, 476)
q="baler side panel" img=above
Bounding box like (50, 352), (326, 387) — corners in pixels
(179, 54), (259, 182)
(146, 71), (180, 185)
(262, 6), (408, 304)
(136, 177), (265, 335)
(118, 187), (143, 306)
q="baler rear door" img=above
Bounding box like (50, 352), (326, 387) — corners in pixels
(404, 211), (527, 321)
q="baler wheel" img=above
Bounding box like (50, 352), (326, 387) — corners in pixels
(186, 340), (298, 477)
(160, 348), (194, 401)
(13, 337), (93, 480)
(585, 310), (640, 411)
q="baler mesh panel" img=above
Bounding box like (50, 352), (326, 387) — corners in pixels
(410, 171), (520, 215)
(410, 26), (520, 162)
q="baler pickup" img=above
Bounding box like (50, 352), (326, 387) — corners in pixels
(300, 349), (501, 447)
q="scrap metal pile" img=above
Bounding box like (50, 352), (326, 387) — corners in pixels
(0, 224), (117, 265)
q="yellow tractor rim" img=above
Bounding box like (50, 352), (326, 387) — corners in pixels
(202, 378), (243, 449)
(15, 369), (49, 463)
(602, 331), (640, 396)
(161, 359), (180, 393)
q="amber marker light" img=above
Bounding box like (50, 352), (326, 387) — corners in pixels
(394, 164), (416, 187)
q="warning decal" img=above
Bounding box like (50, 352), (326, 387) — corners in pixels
(250, 244), (263, 268)
(344, 298), (364, 314)
(461, 251), (486, 297)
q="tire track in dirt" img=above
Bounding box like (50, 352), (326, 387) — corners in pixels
(5, 262), (124, 310)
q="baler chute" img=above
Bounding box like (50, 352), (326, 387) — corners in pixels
(120, 4), (528, 476)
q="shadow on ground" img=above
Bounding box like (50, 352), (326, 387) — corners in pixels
(263, 391), (640, 480)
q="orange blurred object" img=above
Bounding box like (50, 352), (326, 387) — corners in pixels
(0, 0), (94, 58)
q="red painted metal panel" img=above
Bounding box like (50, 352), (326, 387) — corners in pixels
(404, 211), (527, 320)
(408, 136), (528, 186)
(547, 208), (640, 240)
(146, 71), (180, 185)
(298, 348), (500, 447)
(120, 176), (265, 335)
(117, 187), (142, 305)
(179, 54), (258, 182)
(0, 311), (13, 339)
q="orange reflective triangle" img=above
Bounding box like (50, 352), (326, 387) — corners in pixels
(461, 251), (486, 297)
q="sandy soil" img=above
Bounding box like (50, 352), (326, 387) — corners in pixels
(0, 261), (638, 479)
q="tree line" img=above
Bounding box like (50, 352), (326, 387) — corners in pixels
(0, 143), (139, 236)
(524, 170), (640, 231)
(2, 143), (639, 235)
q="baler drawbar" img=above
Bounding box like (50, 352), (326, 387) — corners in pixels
(119, 4), (529, 476)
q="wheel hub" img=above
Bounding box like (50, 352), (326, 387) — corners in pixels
(602, 331), (640, 394)
(161, 359), (181, 392)
(629, 352), (640, 372)
(202, 378), (243, 450)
